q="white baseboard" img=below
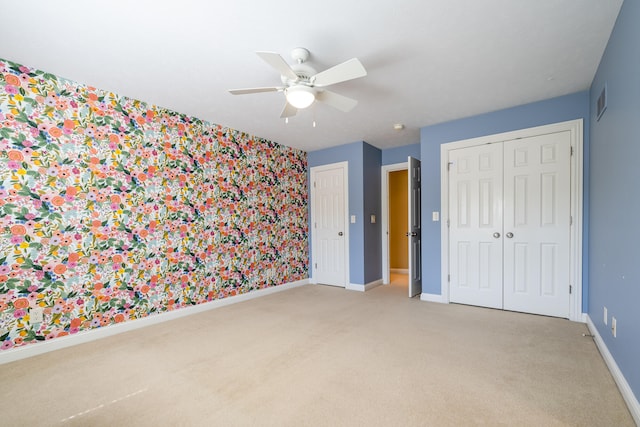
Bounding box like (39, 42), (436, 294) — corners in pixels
(346, 279), (384, 292)
(0, 279), (309, 365)
(390, 268), (409, 275)
(586, 315), (640, 425)
(346, 283), (364, 291)
(420, 292), (446, 303)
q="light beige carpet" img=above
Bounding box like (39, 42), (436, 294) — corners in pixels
(0, 275), (634, 426)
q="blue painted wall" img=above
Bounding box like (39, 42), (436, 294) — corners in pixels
(588, 0), (640, 401)
(420, 91), (590, 309)
(363, 143), (382, 283)
(308, 141), (382, 285)
(381, 143), (420, 165)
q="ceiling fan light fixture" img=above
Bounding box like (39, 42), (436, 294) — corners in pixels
(229, 49), (366, 117)
(285, 85), (316, 109)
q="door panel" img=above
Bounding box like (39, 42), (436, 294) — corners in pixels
(449, 144), (503, 309)
(313, 166), (347, 287)
(503, 132), (571, 317)
(408, 157), (422, 297)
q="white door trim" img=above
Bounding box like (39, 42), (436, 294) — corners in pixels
(381, 162), (408, 284)
(440, 119), (584, 321)
(310, 161), (350, 287)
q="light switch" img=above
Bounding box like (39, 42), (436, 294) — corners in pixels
(350, 215), (356, 224)
(370, 214), (376, 224)
(432, 211), (439, 221)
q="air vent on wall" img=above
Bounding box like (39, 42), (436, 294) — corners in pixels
(596, 83), (607, 121)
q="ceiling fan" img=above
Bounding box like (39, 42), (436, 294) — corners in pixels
(228, 47), (367, 119)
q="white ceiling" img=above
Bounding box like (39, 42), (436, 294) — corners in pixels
(0, 0), (623, 152)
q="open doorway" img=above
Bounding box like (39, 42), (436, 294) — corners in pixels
(381, 162), (408, 290)
(389, 169), (408, 275)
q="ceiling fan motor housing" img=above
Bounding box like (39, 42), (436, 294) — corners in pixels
(281, 62), (317, 86)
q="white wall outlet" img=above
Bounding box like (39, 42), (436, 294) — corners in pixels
(350, 215), (356, 224)
(611, 317), (617, 338)
(370, 214), (376, 224)
(432, 211), (440, 221)
(30, 307), (44, 324)
(604, 306), (608, 325)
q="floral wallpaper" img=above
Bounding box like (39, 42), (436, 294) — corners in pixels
(0, 58), (308, 351)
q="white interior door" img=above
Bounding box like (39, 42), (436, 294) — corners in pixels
(408, 157), (422, 297)
(503, 132), (571, 317)
(449, 144), (504, 308)
(311, 164), (348, 287)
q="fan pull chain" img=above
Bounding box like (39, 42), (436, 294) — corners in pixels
(312, 105), (317, 128)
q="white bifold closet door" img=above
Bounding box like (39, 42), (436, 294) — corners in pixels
(449, 131), (571, 318)
(449, 143), (504, 309)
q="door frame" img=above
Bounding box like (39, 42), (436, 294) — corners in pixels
(381, 162), (408, 285)
(310, 161), (350, 287)
(440, 119), (584, 321)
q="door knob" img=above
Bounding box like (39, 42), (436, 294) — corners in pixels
(338, 232), (343, 236)
(493, 232), (500, 238)
(406, 232), (418, 237)
(506, 232), (514, 238)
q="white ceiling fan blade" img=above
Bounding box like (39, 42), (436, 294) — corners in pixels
(311, 58), (367, 87)
(316, 90), (358, 112)
(256, 52), (299, 81)
(280, 102), (298, 118)
(228, 87), (283, 95)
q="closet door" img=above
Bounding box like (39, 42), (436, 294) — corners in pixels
(449, 143), (503, 309)
(311, 163), (348, 287)
(502, 132), (571, 317)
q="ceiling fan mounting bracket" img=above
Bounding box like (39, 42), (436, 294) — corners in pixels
(291, 47), (310, 64)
